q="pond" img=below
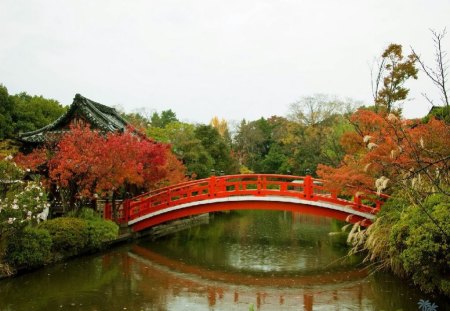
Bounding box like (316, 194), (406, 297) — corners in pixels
(0, 210), (449, 310)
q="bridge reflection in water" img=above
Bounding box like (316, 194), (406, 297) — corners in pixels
(114, 245), (369, 310)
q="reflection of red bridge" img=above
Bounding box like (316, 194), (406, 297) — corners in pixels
(105, 174), (386, 232)
(123, 245), (370, 310)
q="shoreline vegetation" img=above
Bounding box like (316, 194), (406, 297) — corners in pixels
(0, 208), (120, 278)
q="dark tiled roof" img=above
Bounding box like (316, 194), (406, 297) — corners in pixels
(18, 94), (129, 143)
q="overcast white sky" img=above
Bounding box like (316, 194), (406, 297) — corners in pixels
(1, 0), (449, 124)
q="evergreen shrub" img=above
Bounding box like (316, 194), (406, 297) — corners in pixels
(76, 208), (119, 249)
(39, 217), (89, 257)
(388, 193), (450, 296)
(86, 219), (119, 249)
(6, 226), (52, 268)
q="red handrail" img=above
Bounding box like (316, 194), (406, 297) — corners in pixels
(111, 174), (387, 225)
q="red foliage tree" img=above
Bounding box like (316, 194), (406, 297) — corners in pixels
(16, 124), (187, 209)
(153, 150), (188, 189)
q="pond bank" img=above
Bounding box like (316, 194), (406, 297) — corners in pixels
(0, 213), (209, 280)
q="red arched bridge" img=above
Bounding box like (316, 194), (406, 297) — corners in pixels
(104, 174), (387, 232)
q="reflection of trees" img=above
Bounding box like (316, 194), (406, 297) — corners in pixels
(0, 254), (120, 310)
(367, 273), (450, 311)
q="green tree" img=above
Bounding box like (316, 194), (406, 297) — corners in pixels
(148, 122), (214, 178)
(194, 125), (239, 175)
(261, 144), (289, 174)
(150, 109), (178, 128)
(284, 96), (357, 175)
(0, 85), (14, 139)
(11, 92), (66, 135)
(234, 118), (272, 172)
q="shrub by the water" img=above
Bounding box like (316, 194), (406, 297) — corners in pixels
(360, 193), (450, 297)
(76, 208), (119, 249)
(5, 226), (52, 268)
(39, 217), (89, 257)
(79, 208), (119, 249)
(86, 219), (119, 249)
(388, 193), (450, 296)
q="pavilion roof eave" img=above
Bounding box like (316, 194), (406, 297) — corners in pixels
(18, 94), (129, 143)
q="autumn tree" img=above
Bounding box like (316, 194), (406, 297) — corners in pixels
(210, 116), (230, 138)
(16, 124), (180, 210)
(317, 109), (450, 198)
(154, 150), (188, 188)
(372, 44), (418, 114)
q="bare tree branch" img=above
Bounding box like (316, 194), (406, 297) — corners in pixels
(411, 28), (449, 108)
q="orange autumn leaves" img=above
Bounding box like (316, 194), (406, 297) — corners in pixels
(317, 109), (449, 194)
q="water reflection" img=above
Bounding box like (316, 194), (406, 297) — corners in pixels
(0, 211), (449, 310)
(128, 244), (370, 310)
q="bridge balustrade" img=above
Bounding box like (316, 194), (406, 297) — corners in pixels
(104, 175), (387, 228)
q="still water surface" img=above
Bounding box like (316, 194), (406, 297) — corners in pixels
(0, 210), (449, 310)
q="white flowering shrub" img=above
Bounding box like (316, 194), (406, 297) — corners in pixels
(0, 182), (49, 231)
(1, 157), (50, 272)
(1, 157), (49, 246)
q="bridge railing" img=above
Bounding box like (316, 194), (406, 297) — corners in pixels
(110, 174), (387, 224)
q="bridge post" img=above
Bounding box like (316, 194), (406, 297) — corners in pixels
(354, 193), (362, 208)
(257, 174), (261, 195)
(123, 199), (130, 223)
(261, 175), (267, 193)
(304, 175), (313, 199)
(104, 201), (112, 220)
(216, 176), (225, 195)
(167, 190), (171, 207)
(209, 176), (216, 198)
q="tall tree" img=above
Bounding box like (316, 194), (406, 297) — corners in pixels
(233, 118), (268, 172)
(286, 96), (358, 175)
(11, 92), (66, 135)
(194, 125), (239, 175)
(412, 28), (449, 109)
(121, 111), (149, 131)
(210, 116), (231, 140)
(148, 122), (214, 178)
(372, 44), (418, 114)
(288, 94), (353, 126)
(150, 109), (178, 128)
(0, 85), (14, 139)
